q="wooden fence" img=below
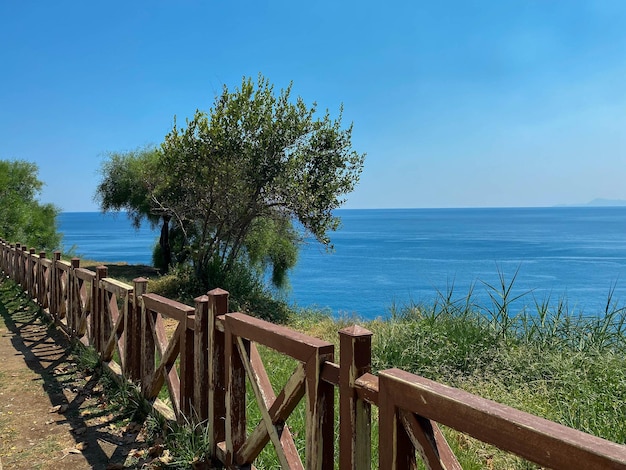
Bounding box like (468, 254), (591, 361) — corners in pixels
(1, 238), (625, 469)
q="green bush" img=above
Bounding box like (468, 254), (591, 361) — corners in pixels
(148, 259), (291, 323)
(204, 258), (291, 323)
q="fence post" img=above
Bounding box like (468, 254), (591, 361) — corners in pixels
(13, 243), (18, 282)
(38, 251), (46, 305)
(179, 309), (196, 421)
(14, 244), (18, 282)
(207, 288), (228, 460)
(141, 288), (155, 397)
(3, 241), (8, 276)
(379, 371), (417, 470)
(17, 244), (22, 286)
(69, 258), (80, 336)
(305, 346), (336, 469)
(194, 295), (210, 422)
(28, 248), (36, 298)
(50, 251), (61, 321)
(20, 245), (27, 288)
(13, 244), (18, 284)
(3, 241), (8, 275)
(128, 278), (148, 382)
(13, 244), (20, 284)
(21, 246), (27, 289)
(0, 240), (4, 274)
(339, 325), (373, 470)
(26, 248), (32, 298)
(9, 244), (16, 280)
(95, 266), (108, 355)
(225, 315), (247, 467)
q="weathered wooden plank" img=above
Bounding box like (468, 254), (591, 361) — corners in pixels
(399, 410), (462, 470)
(67, 258), (81, 334)
(56, 264), (69, 320)
(339, 325), (373, 470)
(39, 259), (51, 310)
(378, 378), (417, 470)
(145, 321), (183, 401)
(380, 368), (626, 470)
(355, 373), (379, 405)
(158, 320), (183, 418)
(74, 267), (96, 282)
(305, 348), (335, 470)
(250, 343), (302, 468)
(226, 312), (334, 362)
(94, 266), (108, 352)
(57, 260), (72, 270)
(100, 277), (133, 298)
(208, 291), (228, 461)
(102, 290), (126, 362)
(237, 363), (306, 465)
(76, 276), (93, 337)
(141, 294), (156, 396)
(225, 323), (247, 467)
(216, 314), (226, 332)
(233, 340), (303, 469)
(150, 307), (173, 355)
(194, 295), (210, 422)
(320, 360), (340, 385)
(142, 293), (194, 323)
(155, 316), (182, 368)
(127, 278), (147, 381)
(179, 310), (195, 419)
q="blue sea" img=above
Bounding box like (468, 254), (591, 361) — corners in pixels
(58, 207), (626, 319)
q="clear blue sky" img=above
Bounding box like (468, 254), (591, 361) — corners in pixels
(2, 1), (626, 212)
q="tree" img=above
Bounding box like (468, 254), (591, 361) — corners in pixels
(96, 74), (365, 287)
(0, 159), (61, 250)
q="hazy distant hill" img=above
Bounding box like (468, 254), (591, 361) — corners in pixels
(584, 198), (626, 207)
(555, 198), (626, 207)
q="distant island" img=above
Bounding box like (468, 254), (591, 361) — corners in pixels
(557, 198), (626, 207)
(584, 198), (626, 207)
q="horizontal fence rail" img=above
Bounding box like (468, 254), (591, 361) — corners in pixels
(1, 237), (625, 469)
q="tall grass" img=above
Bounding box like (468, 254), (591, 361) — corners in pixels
(371, 271), (626, 447)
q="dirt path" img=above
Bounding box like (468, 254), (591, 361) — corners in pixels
(0, 278), (154, 469)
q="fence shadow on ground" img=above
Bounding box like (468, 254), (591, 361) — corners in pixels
(0, 281), (145, 469)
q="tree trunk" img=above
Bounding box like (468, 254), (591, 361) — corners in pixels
(160, 215), (172, 270)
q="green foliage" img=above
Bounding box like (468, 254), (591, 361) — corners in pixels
(96, 74), (365, 293)
(205, 257), (292, 323)
(148, 264), (204, 306)
(245, 216), (299, 289)
(162, 416), (212, 468)
(95, 148), (161, 228)
(0, 159), (61, 250)
(149, 259), (292, 323)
